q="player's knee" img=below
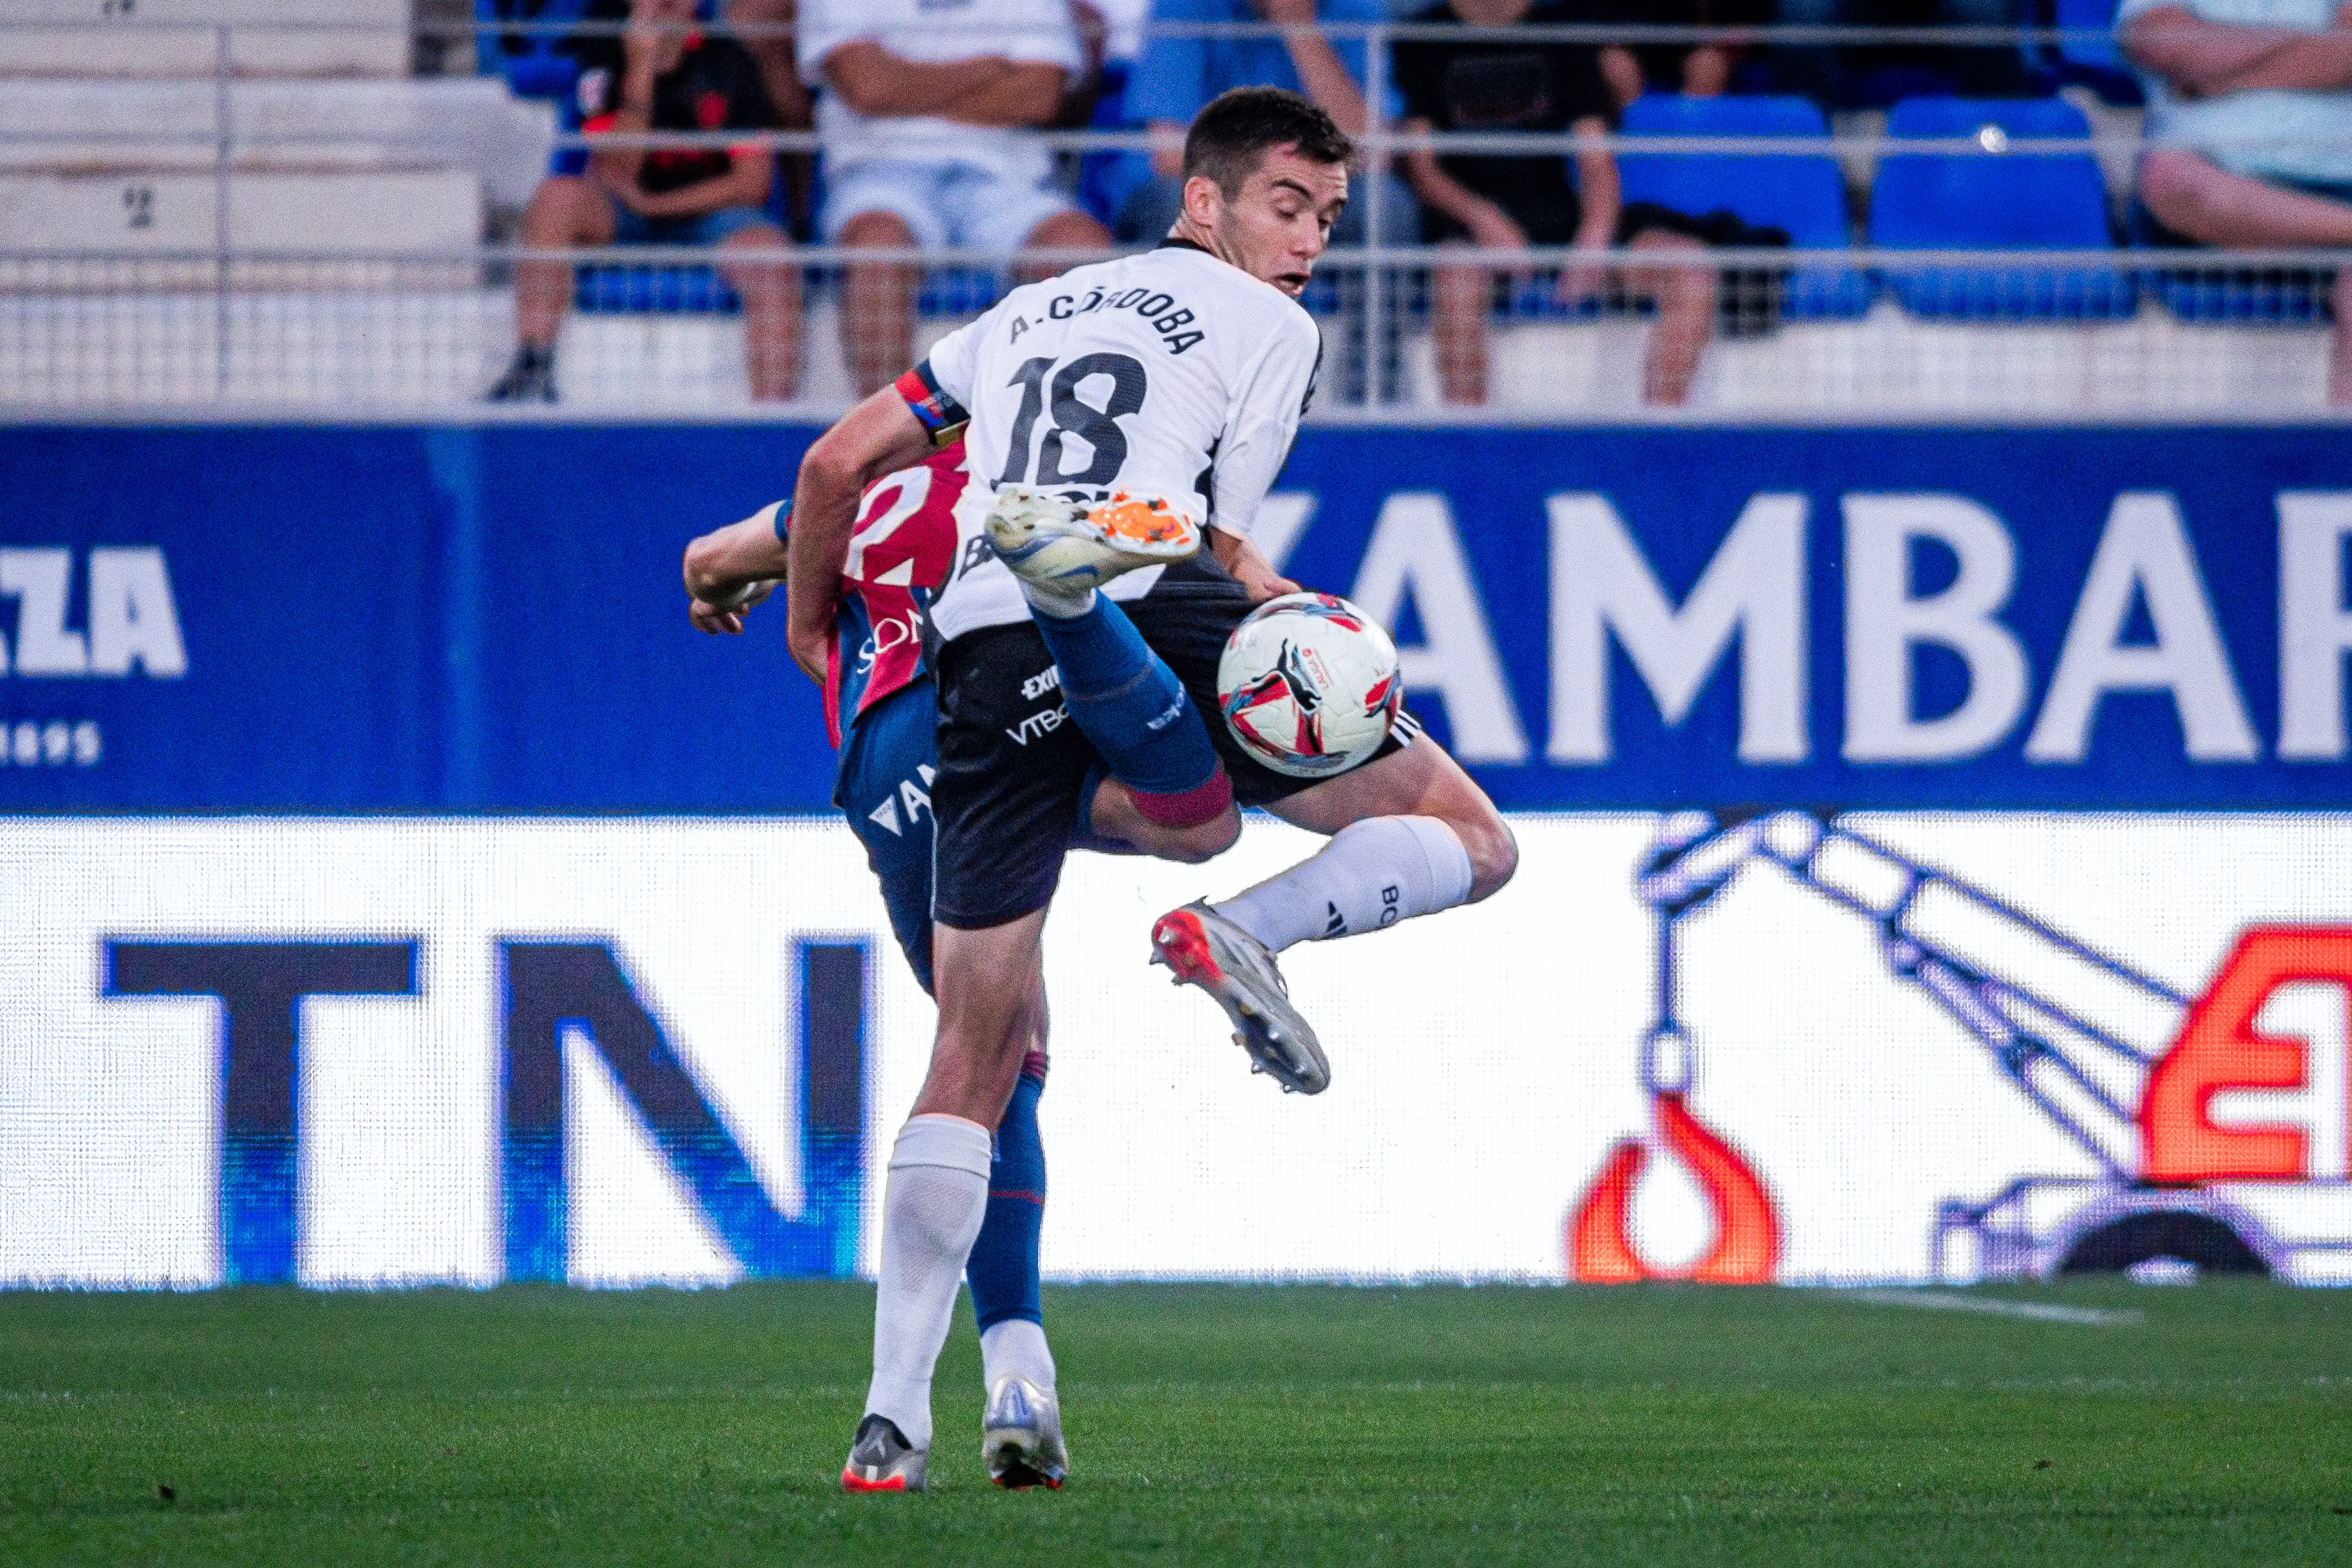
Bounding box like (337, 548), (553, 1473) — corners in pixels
(1455, 808), (1518, 902)
(1161, 808), (1240, 864)
(1118, 804), (1238, 864)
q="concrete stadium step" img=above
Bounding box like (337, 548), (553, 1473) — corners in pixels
(0, 170), (482, 288)
(7, 0), (408, 79)
(0, 78), (555, 209)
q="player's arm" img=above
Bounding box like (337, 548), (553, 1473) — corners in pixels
(785, 387), (935, 681)
(683, 500), (791, 635)
(1206, 527), (1299, 604)
(1206, 309), (1322, 554)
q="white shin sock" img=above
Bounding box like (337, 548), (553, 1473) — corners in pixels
(1213, 815), (1475, 954)
(979, 1318), (1058, 1393)
(862, 1114), (994, 1451)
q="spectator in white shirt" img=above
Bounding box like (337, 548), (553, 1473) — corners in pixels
(798, 0), (1113, 394)
(2125, 0), (2352, 401)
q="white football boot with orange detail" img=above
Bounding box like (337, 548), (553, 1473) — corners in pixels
(985, 485), (1200, 604)
(1149, 901), (1330, 1095)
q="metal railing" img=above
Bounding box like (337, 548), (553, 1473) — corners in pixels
(3, 13), (2347, 419)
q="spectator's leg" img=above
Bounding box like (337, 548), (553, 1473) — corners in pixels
(1433, 243), (1491, 407)
(2332, 272), (2352, 407)
(1682, 45), (1733, 96)
(1624, 228), (1716, 406)
(1018, 210), (1112, 285)
(840, 209), (917, 397)
(515, 176), (615, 352)
(2140, 151), (2352, 248)
(2141, 151), (2352, 408)
(1599, 45), (1648, 111)
(717, 223), (802, 401)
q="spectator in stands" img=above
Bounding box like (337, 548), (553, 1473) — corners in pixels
(1769, 0), (2036, 103)
(727, 0), (818, 233)
(2125, 1), (2352, 402)
(1396, 0), (1780, 405)
(1118, 0), (1414, 245)
(1579, 1), (1769, 109)
(797, 0), (1113, 396)
(489, 0), (797, 403)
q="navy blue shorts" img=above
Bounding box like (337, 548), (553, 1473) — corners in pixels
(834, 675), (939, 995)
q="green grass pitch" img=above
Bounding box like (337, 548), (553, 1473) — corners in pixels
(1, 1280), (2347, 1565)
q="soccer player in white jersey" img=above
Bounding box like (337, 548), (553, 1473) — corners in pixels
(781, 89), (1516, 1492)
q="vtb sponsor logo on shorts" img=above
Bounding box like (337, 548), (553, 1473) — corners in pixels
(1006, 666), (1066, 746)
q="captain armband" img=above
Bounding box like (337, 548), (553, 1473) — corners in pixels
(895, 362), (971, 450)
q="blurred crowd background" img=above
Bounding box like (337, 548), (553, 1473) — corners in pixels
(5, 0), (2350, 415)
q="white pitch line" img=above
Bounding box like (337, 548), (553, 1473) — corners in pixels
(1846, 1288), (2145, 1327)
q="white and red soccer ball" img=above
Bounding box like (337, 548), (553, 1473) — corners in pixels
(1216, 592), (1402, 779)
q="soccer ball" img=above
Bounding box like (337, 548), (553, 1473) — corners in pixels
(1216, 592), (1402, 779)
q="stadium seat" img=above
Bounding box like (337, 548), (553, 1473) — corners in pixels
(1869, 96), (2136, 320)
(1615, 93), (1875, 321)
(2036, 0), (2143, 106)
(2128, 204), (2335, 326)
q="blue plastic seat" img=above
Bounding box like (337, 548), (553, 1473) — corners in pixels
(1869, 96), (2136, 320)
(1616, 93), (1874, 320)
(2128, 204), (2334, 325)
(2039, 0), (2143, 106)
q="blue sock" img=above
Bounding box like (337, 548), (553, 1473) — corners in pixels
(1033, 596), (1219, 796)
(968, 1059), (1046, 1334)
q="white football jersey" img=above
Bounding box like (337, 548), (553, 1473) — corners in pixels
(905, 241), (1323, 644)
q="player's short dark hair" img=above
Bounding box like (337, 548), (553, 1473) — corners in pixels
(1182, 87), (1354, 198)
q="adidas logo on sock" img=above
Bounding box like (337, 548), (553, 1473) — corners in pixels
(1323, 902), (1347, 937)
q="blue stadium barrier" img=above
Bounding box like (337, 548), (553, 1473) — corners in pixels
(1617, 93), (1875, 321)
(1871, 96), (2136, 320)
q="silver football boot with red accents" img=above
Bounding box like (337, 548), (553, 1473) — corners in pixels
(1149, 900), (1330, 1094)
(840, 1413), (927, 1493)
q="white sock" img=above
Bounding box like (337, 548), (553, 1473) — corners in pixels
(1017, 578), (1096, 619)
(1213, 815), (1475, 954)
(980, 1318), (1057, 1392)
(862, 1114), (994, 1451)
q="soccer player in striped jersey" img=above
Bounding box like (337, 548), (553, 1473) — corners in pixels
(683, 441), (1068, 1491)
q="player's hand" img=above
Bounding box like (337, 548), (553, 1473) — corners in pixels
(688, 579), (774, 635)
(1232, 557), (1301, 604)
(690, 597), (746, 635)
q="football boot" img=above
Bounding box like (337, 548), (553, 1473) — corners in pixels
(840, 1412), (927, 1493)
(1149, 901), (1330, 1095)
(982, 1375), (1068, 1490)
(985, 485), (1200, 601)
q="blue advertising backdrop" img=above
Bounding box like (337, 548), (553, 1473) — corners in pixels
(3, 422), (2349, 811)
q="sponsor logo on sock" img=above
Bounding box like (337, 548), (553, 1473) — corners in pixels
(1145, 695), (1186, 731)
(1323, 902), (1346, 937)
(1379, 884), (1401, 927)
